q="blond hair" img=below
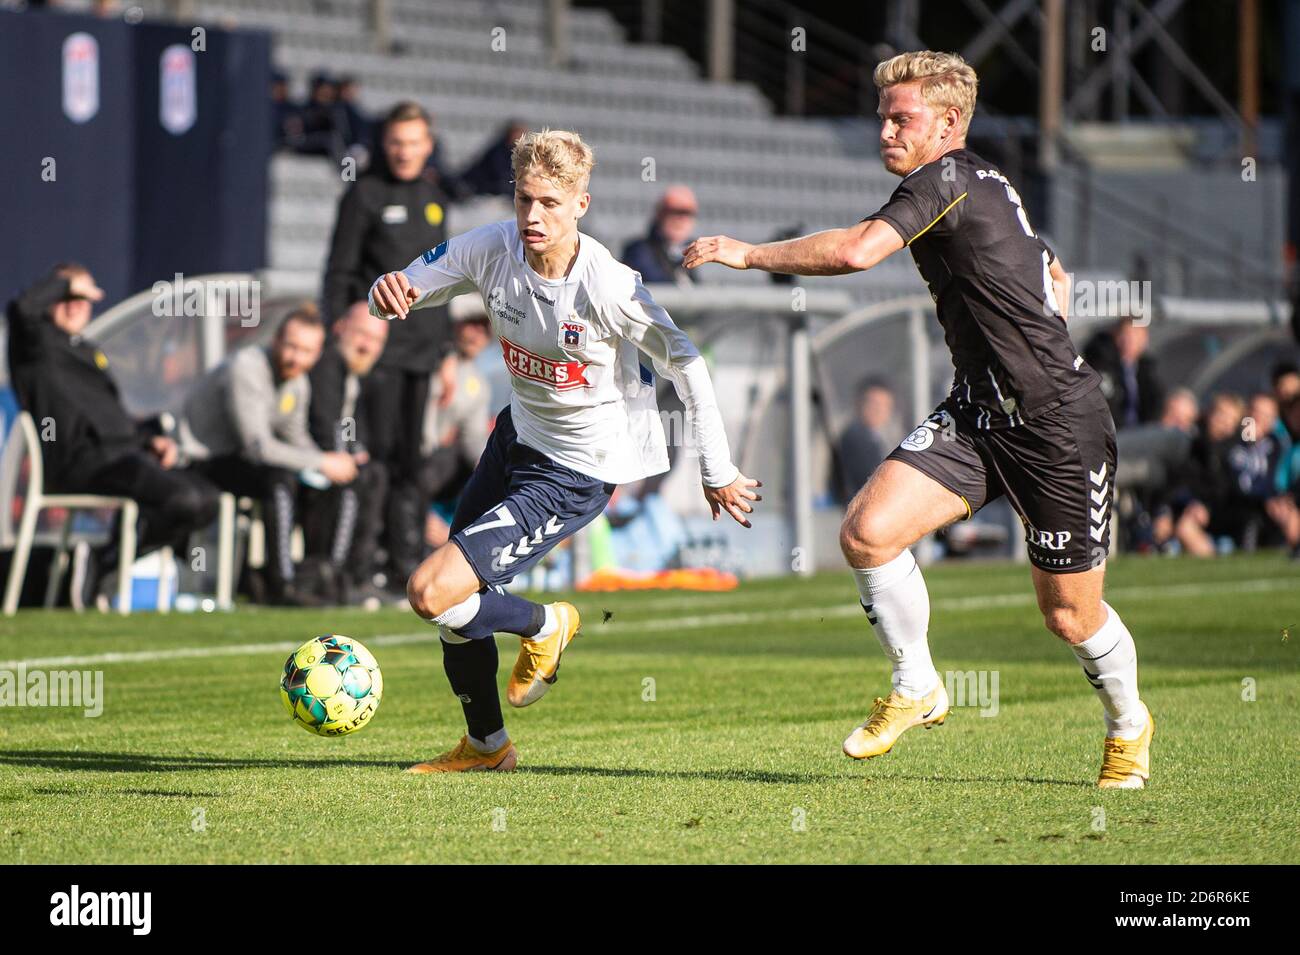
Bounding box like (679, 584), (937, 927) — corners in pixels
(873, 51), (978, 136)
(511, 128), (594, 193)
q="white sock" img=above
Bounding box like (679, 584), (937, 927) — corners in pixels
(522, 603), (559, 642)
(852, 549), (939, 699)
(1071, 600), (1146, 739)
(468, 728), (509, 753)
(430, 592), (480, 629)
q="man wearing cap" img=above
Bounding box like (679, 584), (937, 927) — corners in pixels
(4, 263), (221, 590)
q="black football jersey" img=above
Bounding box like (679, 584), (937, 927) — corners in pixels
(867, 148), (1100, 428)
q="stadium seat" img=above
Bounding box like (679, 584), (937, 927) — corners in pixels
(0, 412), (172, 616)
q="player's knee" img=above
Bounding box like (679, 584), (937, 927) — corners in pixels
(406, 565), (449, 619)
(839, 511), (899, 566)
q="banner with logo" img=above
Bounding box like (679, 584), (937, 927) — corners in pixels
(0, 9), (271, 306)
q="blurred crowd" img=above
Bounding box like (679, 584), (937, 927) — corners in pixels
(1086, 318), (1300, 559)
(833, 316), (1300, 560)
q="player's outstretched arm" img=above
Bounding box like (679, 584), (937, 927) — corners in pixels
(369, 231), (479, 320)
(684, 219), (905, 277)
(602, 272), (763, 528)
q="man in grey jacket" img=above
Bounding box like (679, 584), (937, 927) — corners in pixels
(175, 304), (358, 604)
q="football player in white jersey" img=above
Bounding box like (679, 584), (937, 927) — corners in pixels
(370, 129), (760, 773)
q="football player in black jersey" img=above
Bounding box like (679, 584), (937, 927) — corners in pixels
(685, 51), (1152, 789)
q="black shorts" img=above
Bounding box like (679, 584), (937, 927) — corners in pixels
(886, 385), (1116, 574)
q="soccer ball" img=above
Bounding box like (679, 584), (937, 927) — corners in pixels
(280, 635), (383, 737)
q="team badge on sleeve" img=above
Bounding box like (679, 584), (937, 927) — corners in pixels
(421, 242), (447, 264)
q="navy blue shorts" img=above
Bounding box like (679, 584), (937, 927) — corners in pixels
(450, 406), (615, 588)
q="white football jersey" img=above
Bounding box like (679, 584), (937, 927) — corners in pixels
(369, 220), (737, 487)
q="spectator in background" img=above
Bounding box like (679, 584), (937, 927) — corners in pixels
(1159, 386), (1199, 434)
(622, 185), (700, 285)
(1085, 317), (1165, 428)
(1272, 395), (1300, 557)
(1273, 363), (1300, 501)
(419, 297), (493, 548)
(1142, 388), (1199, 550)
(451, 120), (528, 200)
(335, 75), (373, 159)
(303, 303), (390, 603)
(323, 100), (455, 586)
(835, 377), (897, 503)
(175, 305), (358, 605)
(1172, 392), (1247, 556)
(295, 73), (369, 163)
(298, 73), (341, 158)
(271, 70), (304, 152)
(5, 263), (220, 591)
(1272, 361), (1300, 405)
(1228, 393), (1289, 549)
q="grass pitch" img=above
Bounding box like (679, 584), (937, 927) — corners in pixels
(0, 554), (1296, 864)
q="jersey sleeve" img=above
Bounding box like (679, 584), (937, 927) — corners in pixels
(597, 268), (739, 488)
(865, 165), (967, 246)
(367, 226), (485, 317)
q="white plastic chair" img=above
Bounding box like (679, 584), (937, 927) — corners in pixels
(0, 411), (171, 616)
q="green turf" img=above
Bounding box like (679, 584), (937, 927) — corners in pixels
(0, 554), (1296, 864)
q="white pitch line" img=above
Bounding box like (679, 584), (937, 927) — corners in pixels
(0, 631), (438, 671)
(0, 576), (1293, 670)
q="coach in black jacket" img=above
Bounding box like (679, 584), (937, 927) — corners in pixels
(322, 100), (457, 580)
(5, 264), (219, 563)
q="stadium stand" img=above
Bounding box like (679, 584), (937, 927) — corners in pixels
(121, 0), (924, 300)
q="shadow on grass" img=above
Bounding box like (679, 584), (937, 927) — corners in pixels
(516, 764), (841, 784)
(1, 751), (1094, 788)
(519, 764), (1091, 787)
(887, 773), (1093, 788)
(33, 787), (224, 798)
(0, 750), (410, 773)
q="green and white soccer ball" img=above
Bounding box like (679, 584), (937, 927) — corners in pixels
(280, 635), (383, 736)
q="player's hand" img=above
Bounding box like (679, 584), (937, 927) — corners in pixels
(149, 435), (178, 469)
(684, 235), (753, 271)
(703, 472), (762, 528)
(320, 451), (359, 485)
(372, 271), (420, 319)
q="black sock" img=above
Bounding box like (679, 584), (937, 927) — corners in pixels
(440, 636), (504, 742)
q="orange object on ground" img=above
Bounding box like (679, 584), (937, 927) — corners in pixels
(577, 567), (738, 592)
